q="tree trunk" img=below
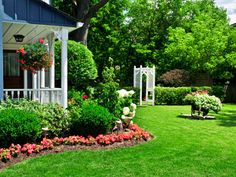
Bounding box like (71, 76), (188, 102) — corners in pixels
(68, 0), (109, 45)
(69, 18), (90, 45)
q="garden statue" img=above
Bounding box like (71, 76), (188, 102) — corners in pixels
(113, 120), (123, 134)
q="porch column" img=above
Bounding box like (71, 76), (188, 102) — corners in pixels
(61, 28), (68, 108)
(24, 70), (28, 97)
(40, 69), (45, 88)
(32, 73), (37, 100)
(48, 33), (55, 89)
(48, 33), (55, 103)
(0, 0), (3, 100)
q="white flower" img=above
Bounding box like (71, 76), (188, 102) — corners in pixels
(131, 103), (137, 110)
(117, 89), (128, 98)
(123, 107), (130, 115)
(121, 115), (126, 119)
(128, 90), (135, 96)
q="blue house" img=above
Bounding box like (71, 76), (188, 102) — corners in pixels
(0, 0), (83, 108)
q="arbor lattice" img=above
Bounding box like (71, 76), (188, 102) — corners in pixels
(133, 66), (155, 106)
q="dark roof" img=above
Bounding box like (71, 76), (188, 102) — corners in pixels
(2, 0), (78, 27)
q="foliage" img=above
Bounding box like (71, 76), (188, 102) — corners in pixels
(122, 86), (140, 104)
(0, 99), (70, 137)
(155, 86), (192, 105)
(88, 0), (131, 84)
(88, 0), (236, 85)
(68, 89), (89, 108)
(158, 69), (190, 86)
(95, 81), (121, 117)
(52, 0), (110, 44)
(2, 105), (236, 176)
(184, 91), (222, 113)
(0, 109), (41, 147)
(16, 39), (52, 74)
(155, 86), (225, 105)
(116, 89), (135, 110)
(71, 103), (116, 136)
(0, 124), (150, 162)
(55, 40), (97, 89)
(164, 0), (236, 80)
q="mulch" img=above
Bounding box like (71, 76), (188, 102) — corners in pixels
(0, 138), (152, 171)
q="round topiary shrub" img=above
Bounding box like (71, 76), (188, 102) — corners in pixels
(69, 103), (116, 137)
(55, 40), (97, 89)
(0, 108), (41, 147)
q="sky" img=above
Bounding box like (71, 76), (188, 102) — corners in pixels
(215, 0), (236, 24)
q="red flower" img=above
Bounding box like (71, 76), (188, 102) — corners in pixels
(19, 48), (25, 54)
(39, 39), (44, 44)
(82, 95), (88, 99)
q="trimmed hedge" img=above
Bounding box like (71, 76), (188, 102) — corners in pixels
(70, 103), (116, 137)
(0, 108), (41, 147)
(155, 86), (225, 105)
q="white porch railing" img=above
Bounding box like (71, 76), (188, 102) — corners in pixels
(3, 88), (62, 105)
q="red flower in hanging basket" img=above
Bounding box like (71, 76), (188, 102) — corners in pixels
(16, 39), (52, 74)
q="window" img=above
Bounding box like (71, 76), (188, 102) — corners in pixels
(4, 52), (20, 77)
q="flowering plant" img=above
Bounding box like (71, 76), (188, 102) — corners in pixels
(0, 124), (151, 162)
(184, 90), (222, 114)
(17, 39), (52, 74)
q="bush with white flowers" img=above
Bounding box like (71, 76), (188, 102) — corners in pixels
(113, 89), (137, 132)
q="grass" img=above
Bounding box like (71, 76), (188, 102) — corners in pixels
(1, 104), (236, 177)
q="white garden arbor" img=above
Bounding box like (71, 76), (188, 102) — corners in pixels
(133, 66), (155, 106)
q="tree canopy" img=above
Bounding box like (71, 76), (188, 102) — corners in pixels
(53, 0), (236, 85)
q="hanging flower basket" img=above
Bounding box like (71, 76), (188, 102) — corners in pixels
(17, 39), (52, 74)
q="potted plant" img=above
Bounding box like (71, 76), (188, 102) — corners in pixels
(17, 39), (52, 74)
(184, 90), (222, 116)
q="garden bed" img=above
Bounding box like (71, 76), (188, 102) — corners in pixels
(0, 124), (152, 171)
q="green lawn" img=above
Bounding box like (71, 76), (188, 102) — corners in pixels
(1, 104), (236, 177)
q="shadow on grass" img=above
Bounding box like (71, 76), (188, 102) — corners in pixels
(216, 110), (236, 127)
(178, 114), (216, 120)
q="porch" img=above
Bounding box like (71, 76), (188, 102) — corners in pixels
(0, 0), (82, 108)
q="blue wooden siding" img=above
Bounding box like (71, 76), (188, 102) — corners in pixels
(2, 0), (77, 27)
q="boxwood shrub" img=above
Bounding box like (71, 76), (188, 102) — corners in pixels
(70, 103), (116, 137)
(155, 86), (225, 105)
(0, 99), (70, 137)
(0, 108), (41, 147)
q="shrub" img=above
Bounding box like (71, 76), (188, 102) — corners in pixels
(155, 87), (192, 105)
(55, 40), (97, 89)
(159, 69), (190, 86)
(212, 86), (225, 101)
(184, 91), (222, 114)
(155, 86), (225, 105)
(71, 103), (116, 137)
(0, 99), (70, 137)
(95, 81), (121, 117)
(122, 86), (140, 104)
(0, 108), (41, 147)
(68, 89), (87, 108)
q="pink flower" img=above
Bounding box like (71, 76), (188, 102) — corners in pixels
(82, 95), (88, 99)
(39, 39), (44, 44)
(19, 48), (25, 54)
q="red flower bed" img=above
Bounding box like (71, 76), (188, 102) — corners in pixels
(0, 124), (151, 163)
